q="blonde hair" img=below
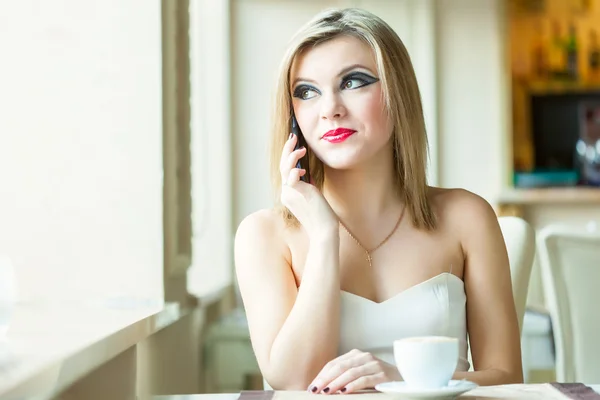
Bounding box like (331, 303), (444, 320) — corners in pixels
(269, 7), (436, 230)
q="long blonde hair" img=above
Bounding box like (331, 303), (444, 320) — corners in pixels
(269, 7), (436, 230)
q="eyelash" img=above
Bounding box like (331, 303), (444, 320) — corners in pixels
(292, 72), (378, 100)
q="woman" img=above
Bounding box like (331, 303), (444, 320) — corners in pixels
(234, 7), (523, 394)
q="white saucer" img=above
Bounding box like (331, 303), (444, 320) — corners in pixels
(374, 380), (478, 399)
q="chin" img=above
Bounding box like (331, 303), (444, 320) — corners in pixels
(317, 153), (367, 170)
(313, 139), (390, 171)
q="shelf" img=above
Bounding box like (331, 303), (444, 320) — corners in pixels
(525, 81), (600, 96)
(498, 187), (600, 205)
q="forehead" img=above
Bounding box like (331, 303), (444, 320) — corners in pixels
(290, 35), (377, 82)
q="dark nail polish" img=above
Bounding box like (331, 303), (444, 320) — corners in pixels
(341, 387), (347, 393)
(310, 386), (317, 393)
(323, 387), (330, 393)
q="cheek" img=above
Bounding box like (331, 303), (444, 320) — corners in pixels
(352, 90), (389, 134)
(293, 101), (321, 140)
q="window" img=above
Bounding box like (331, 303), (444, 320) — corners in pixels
(186, 0), (234, 298)
(0, 1), (163, 302)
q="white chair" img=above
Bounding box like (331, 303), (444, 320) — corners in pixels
(537, 224), (600, 383)
(498, 216), (536, 334)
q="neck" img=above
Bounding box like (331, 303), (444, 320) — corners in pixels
(321, 146), (403, 225)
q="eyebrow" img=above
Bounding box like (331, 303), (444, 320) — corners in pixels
(291, 63), (376, 87)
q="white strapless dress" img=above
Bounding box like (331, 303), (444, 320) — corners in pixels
(339, 272), (470, 371)
(263, 272), (470, 389)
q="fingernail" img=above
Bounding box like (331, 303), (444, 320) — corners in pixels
(341, 387), (347, 393)
(323, 387), (330, 393)
(289, 133), (293, 139)
(310, 386), (317, 393)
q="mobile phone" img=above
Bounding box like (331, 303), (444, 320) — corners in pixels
(291, 115), (311, 183)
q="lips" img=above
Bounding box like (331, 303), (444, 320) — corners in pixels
(321, 128), (356, 143)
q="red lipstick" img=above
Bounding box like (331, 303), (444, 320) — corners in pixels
(321, 128), (356, 143)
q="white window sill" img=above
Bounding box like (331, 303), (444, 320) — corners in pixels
(0, 298), (182, 399)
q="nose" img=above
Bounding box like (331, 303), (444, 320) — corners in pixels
(320, 91), (347, 121)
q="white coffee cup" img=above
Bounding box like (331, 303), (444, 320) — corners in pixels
(393, 336), (459, 389)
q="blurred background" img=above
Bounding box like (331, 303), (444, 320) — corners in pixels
(0, 0), (599, 397)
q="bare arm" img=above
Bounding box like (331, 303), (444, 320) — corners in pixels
(451, 191), (524, 385)
(234, 211), (340, 390)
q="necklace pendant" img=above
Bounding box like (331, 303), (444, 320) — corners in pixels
(366, 253), (372, 268)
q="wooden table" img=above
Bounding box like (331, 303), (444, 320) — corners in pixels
(153, 383), (600, 400)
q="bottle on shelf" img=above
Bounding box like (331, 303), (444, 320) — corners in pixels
(548, 20), (566, 77)
(565, 22), (579, 80)
(531, 19), (549, 79)
(589, 30), (600, 82)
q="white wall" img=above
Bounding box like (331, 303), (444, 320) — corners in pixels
(0, 1), (163, 302)
(436, 0), (510, 203)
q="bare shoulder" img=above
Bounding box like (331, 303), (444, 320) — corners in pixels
(428, 187), (496, 219)
(235, 208), (286, 250)
(428, 187), (500, 239)
(234, 209), (290, 272)
(235, 208), (281, 241)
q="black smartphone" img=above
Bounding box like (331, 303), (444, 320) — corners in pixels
(291, 115), (311, 183)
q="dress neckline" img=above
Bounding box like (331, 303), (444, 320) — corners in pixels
(340, 272), (464, 305)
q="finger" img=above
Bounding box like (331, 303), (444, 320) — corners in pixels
(280, 147), (307, 181)
(308, 350), (366, 393)
(339, 371), (387, 394)
(311, 349), (362, 387)
(316, 353), (374, 394)
(284, 168), (305, 188)
(279, 133), (297, 167)
(279, 134), (297, 174)
(324, 361), (379, 394)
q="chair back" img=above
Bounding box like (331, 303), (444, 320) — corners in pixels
(537, 224), (600, 382)
(498, 216), (536, 333)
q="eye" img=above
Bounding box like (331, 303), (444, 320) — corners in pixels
(300, 88), (317, 100)
(293, 85), (319, 100)
(343, 78), (366, 90)
(341, 72), (379, 90)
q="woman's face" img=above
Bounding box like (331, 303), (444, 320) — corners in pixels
(289, 35), (392, 170)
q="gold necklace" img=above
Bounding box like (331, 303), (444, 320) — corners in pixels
(339, 206), (406, 268)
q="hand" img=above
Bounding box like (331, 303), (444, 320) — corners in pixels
(279, 133), (338, 237)
(307, 349), (401, 395)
